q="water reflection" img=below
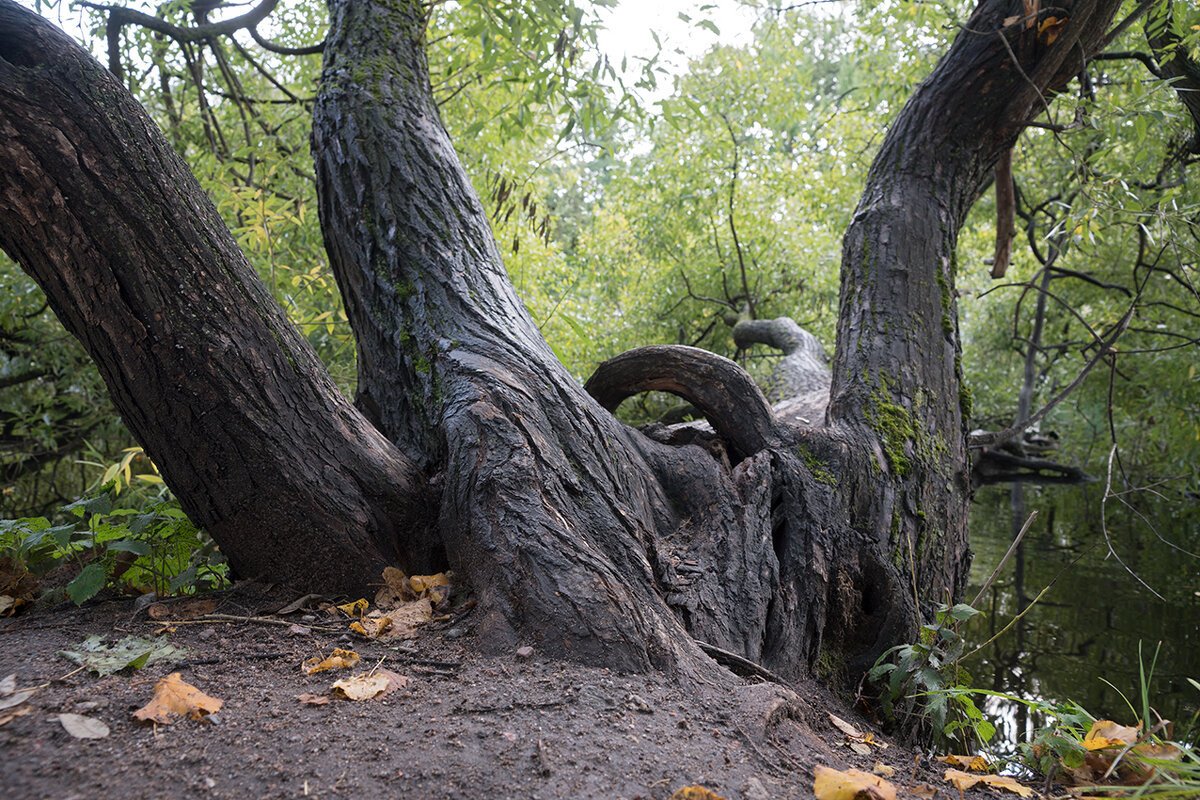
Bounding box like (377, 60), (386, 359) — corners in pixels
(965, 483), (1200, 750)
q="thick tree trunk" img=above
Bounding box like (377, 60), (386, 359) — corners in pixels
(0, 3), (432, 592)
(0, 0), (1127, 684)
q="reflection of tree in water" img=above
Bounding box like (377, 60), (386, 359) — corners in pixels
(968, 485), (1198, 752)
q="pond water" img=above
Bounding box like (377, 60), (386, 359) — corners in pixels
(964, 482), (1200, 749)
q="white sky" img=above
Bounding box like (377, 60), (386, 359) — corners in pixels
(596, 0), (758, 85)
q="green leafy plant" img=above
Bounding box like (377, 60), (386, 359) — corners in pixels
(0, 487), (228, 604)
(868, 600), (994, 748)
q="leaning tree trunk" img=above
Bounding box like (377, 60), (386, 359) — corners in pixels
(0, 0), (1126, 683)
(0, 3), (434, 592)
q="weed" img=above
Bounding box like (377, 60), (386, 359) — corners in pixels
(0, 487), (228, 604)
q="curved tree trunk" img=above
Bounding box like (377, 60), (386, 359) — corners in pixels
(0, 3), (433, 593)
(0, 0), (1127, 684)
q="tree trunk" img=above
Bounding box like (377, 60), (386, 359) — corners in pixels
(0, 0), (1126, 683)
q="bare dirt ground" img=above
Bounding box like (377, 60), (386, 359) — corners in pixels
(0, 582), (992, 800)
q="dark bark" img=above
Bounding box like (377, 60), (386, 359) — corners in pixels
(829, 0), (1125, 620)
(0, 0), (1128, 686)
(0, 2), (431, 593)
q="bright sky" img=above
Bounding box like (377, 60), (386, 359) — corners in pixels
(596, 0), (758, 88)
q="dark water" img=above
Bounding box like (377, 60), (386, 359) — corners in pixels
(964, 482), (1200, 748)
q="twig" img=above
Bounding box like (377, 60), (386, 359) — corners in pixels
(970, 511), (1037, 608)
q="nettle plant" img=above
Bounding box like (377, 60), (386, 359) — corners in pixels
(0, 487), (228, 604)
(868, 601), (996, 749)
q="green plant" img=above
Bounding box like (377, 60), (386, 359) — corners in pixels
(867, 601), (995, 749)
(0, 487), (228, 604)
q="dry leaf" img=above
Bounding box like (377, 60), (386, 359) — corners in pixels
(1037, 15), (1067, 45)
(939, 754), (991, 772)
(374, 668), (408, 700)
(0, 705), (33, 726)
(0, 556), (38, 617)
(296, 693), (330, 706)
(55, 712), (110, 739)
(668, 786), (729, 800)
(147, 598), (218, 621)
(829, 713), (864, 739)
(131, 673), (222, 724)
(331, 672), (390, 701)
(336, 598), (369, 619)
(873, 762), (896, 778)
(350, 614), (394, 639)
(302, 648), (361, 675)
(813, 765), (897, 800)
(378, 598), (433, 639)
(0, 687), (37, 711)
(373, 567), (410, 608)
(910, 783), (938, 799)
(944, 769), (1035, 797)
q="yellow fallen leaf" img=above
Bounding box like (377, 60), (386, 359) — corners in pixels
(331, 673), (391, 701)
(131, 673), (222, 724)
(873, 762), (896, 778)
(813, 765), (897, 800)
(409, 572), (450, 593)
(350, 614), (394, 639)
(944, 769), (1036, 797)
(939, 753), (991, 772)
(336, 598), (369, 618)
(302, 648), (361, 675)
(668, 787), (728, 800)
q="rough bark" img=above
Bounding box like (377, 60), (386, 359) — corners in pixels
(0, 2), (432, 592)
(828, 0), (1126, 624)
(0, 0), (1129, 684)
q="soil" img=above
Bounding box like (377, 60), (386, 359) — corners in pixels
(0, 582), (996, 800)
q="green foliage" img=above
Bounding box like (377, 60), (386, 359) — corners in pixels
(868, 601), (990, 748)
(0, 487), (228, 604)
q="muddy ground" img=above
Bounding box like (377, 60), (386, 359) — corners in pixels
(0, 582), (999, 799)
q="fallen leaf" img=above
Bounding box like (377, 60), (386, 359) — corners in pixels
(944, 769), (1035, 797)
(873, 762), (896, 778)
(147, 598), (218, 620)
(378, 598), (433, 639)
(331, 672), (390, 701)
(409, 573), (450, 594)
(668, 786), (729, 800)
(0, 556), (38, 616)
(55, 712), (110, 739)
(302, 648), (361, 675)
(0, 705), (33, 726)
(350, 614), (394, 639)
(296, 693), (331, 706)
(374, 668), (408, 700)
(0, 674), (15, 693)
(0, 687), (37, 710)
(829, 713), (864, 738)
(1084, 720), (1140, 748)
(910, 783), (938, 798)
(939, 754), (991, 772)
(131, 673), (222, 724)
(336, 598), (369, 618)
(57, 634), (184, 676)
(813, 765), (897, 800)
(373, 567), (411, 607)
